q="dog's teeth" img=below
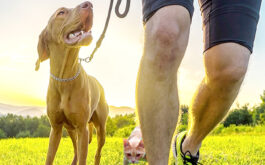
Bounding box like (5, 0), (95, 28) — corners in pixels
(74, 31), (80, 36)
(69, 33), (75, 39)
(81, 31), (84, 35)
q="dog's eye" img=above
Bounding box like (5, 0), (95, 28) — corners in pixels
(57, 10), (65, 16)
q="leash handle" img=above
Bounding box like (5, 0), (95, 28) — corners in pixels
(115, 0), (131, 18)
(80, 0), (131, 63)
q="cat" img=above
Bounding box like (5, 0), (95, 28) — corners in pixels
(123, 126), (146, 164)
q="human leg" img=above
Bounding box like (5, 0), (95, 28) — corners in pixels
(182, 0), (262, 156)
(136, 5), (192, 165)
(182, 43), (250, 155)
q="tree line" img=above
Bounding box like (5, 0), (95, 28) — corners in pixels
(0, 90), (265, 139)
(0, 113), (136, 139)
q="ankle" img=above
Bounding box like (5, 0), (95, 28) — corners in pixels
(181, 136), (201, 156)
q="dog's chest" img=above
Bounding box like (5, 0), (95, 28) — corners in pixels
(47, 75), (101, 126)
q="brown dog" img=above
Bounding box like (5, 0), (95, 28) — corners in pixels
(35, 2), (109, 165)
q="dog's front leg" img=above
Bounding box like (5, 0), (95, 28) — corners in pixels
(77, 126), (89, 165)
(45, 125), (63, 165)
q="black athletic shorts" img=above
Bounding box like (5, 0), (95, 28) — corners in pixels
(142, 0), (262, 53)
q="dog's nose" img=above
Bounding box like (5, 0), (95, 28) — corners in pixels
(80, 1), (93, 9)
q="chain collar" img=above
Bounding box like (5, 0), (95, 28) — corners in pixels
(50, 66), (81, 82)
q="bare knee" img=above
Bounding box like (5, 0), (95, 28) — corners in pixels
(144, 6), (191, 71)
(208, 66), (247, 88)
(204, 43), (250, 86)
(149, 23), (180, 49)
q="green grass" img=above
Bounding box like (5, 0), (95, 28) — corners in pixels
(199, 135), (265, 165)
(0, 135), (265, 165)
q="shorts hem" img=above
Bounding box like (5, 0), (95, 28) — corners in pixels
(143, 1), (194, 24)
(204, 40), (253, 53)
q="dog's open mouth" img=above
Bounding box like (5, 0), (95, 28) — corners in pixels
(64, 14), (93, 46)
(64, 28), (92, 45)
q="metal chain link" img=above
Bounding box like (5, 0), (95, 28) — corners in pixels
(50, 66), (81, 82)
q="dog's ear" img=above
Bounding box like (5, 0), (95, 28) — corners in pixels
(35, 28), (50, 71)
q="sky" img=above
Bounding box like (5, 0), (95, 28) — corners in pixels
(0, 0), (264, 108)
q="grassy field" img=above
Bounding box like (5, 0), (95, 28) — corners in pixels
(0, 135), (265, 165)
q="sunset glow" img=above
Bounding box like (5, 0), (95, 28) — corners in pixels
(0, 0), (265, 108)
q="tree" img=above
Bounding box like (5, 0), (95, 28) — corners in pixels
(252, 91), (265, 125)
(224, 105), (253, 127)
(24, 116), (39, 135)
(113, 114), (135, 128)
(33, 124), (50, 137)
(0, 114), (25, 137)
(16, 130), (31, 138)
(106, 117), (117, 136)
(252, 105), (265, 124)
(260, 113), (265, 124)
(106, 114), (136, 136)
(179, 105), (189, 125)
(0, 129), (7, 139)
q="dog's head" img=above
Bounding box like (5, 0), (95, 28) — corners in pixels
(35, 1), (93, 70)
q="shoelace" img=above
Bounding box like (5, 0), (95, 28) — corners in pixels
(182, 151), (202, 165)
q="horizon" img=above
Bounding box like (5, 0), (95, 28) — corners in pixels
(0, 102), (136, 118)
(0, 0), (265, 109)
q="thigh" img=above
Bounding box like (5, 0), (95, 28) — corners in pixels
(199, 0), (262, 53)
(142, 0), (194, 23)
